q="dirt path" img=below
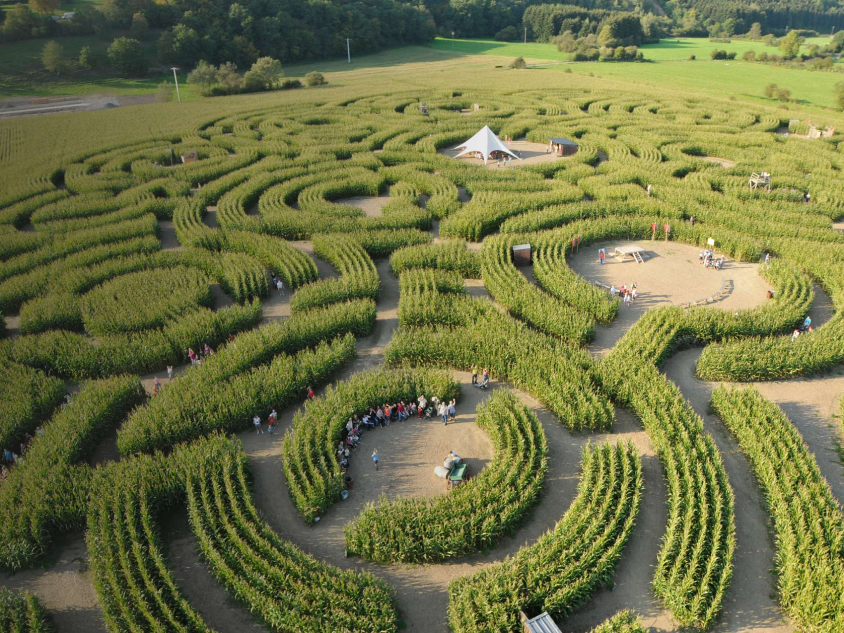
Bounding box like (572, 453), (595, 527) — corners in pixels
(158, 220), (181, 251)
(234, 364), (656, 632)
(562, 409), (675, 633)
(663, 349), (794, 632)
(0, 534), (105, 632)
(202, 207), (218, 228)
(808, 282), (835, 328)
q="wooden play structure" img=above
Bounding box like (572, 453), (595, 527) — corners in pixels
(749, 172), (771, 191)
(807, 124), (834, 139)
(614, 244), (646, 263)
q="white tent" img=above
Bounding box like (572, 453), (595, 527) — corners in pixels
(452, 125), (520, 165)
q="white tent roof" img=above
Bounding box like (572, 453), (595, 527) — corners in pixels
(452, 125), (520, 165)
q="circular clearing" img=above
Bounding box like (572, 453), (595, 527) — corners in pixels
(568, 240), (772, 312)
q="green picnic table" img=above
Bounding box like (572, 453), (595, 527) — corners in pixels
(448, 463), (467, 489)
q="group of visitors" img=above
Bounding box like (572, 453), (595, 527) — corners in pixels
(187, 343), (216, 366)
(791, 315), (814, 341)
(699, 250), (725, 270)
(610, 283), (638, 306)
(471, 365), (490, 389)
(329, 392), (457, 475)
(1, 427), (44, 479)
(270, 272), (285, 295)
(253, 408), (279, 435)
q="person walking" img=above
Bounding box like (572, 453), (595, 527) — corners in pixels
(448, 399), (456, 421)
(439, 402), (448, 426)
(253, 415), (263, 434)
(276, 279), (284, 295)
(167, 365), (173, 381)
(372, 449), (379, 471)
(471, 364), (478, 385)
(599, 249), (605, 265)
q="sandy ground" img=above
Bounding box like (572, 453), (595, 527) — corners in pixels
(701, 156), (737, 169)
(438, 140), (562, 169)
(336, 193), (391, 217)
(567, 240), (772, 356)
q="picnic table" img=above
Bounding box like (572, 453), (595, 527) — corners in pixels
(448, 463), (467, 489)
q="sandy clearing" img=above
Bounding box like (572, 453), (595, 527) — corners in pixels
(566, 240), (771, 355)
(438, 141), (561, 169)
(701, 156), (737, 169)
(234, 368), (654, 632)
(336, 194), (391, 217)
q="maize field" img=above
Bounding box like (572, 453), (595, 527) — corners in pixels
(1, 68), (843, 633)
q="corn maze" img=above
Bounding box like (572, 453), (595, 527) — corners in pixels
(1, 83), (844, 633)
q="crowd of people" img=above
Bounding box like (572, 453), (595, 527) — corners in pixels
(330, 392), (458, 476)
(186, 342), (217, 369)
(699, 249), (725, 270)
(610, 283), (638, 306)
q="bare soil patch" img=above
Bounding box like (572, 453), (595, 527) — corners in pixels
(437, 140), (561, 169)
(567, 240), (772, 355)
(336, 194), (391, 217)
(158, 220), (181, 251)
(701, 156), (736, 169)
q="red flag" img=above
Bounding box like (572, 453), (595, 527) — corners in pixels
(651, 223), (657, 232)
(664, 224), (670, 234)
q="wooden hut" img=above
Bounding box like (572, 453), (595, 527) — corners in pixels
(548, 137), (578, 157)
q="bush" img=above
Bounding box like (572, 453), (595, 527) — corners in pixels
(304, 71), (326, 86)
(107, 37), (147, 78)
(688, 54), (696, 60)
(280, 78), (302, 89)
(78, 45), (97, 69)
(495, 26), (519, 41)
(509, 56), (526, 69)
(156, 80), (175, 102)
(42, 40), (71, 76)
(742, 50), (756, 61)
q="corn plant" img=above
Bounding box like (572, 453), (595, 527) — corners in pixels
(0, 588), (52, 632)
(447, 441), (641, 631)
(0, 376), (144, 570)
(710, 386), (844, 631)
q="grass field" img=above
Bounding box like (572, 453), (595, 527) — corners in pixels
(2, 28), (844, 633)
(0, 35), (840, 110)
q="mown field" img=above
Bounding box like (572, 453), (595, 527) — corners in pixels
(0, 57), (843, 633)
(0, 36), (837, 104)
